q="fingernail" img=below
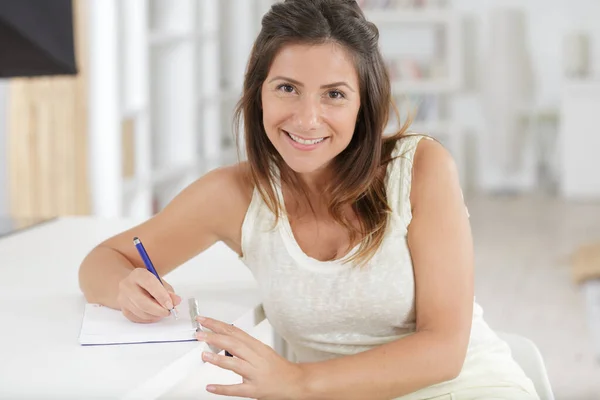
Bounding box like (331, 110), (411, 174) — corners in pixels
(195, 316), (206, 323)
(166, 301), (174, 310)
(206, 385), (216, 393)
(196, 331), (207, 340)
(202, 351), (214, 361)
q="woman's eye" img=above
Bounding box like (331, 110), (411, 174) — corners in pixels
(328, 90), (345, 99)
(278, 84), (295, 93)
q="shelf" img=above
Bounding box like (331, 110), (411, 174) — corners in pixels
(122, 146), (240, 197)
(365, 9), (457, 25)
(152, 163), (198, 186)
(121, 106), (148, 121)
(123, 162), (197, 196)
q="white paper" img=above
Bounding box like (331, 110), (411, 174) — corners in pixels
(78, 301), (196, 345)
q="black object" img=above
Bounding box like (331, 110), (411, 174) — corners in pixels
(0, 0), (77, 77)
(225, 323), (234, 356)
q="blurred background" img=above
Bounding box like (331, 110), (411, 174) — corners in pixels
(0, 0), (599, 398)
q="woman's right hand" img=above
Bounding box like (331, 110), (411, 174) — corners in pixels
(117, 268), (182, 323)
(79, 166), (249, 320)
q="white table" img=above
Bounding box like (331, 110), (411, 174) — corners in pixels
(0, 217), (267, 399)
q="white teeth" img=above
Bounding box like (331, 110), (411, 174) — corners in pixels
(287, 132), (325, 145)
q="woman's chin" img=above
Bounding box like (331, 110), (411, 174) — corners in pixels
(281, 157), (330, 176)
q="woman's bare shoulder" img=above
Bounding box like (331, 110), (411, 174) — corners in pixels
(199, 162), (255, 249)
(410, 137), (463, 214)
(208, 161), (254, 204)
(196, 161), (254, 216)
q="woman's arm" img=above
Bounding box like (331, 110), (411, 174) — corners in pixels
(78, 163), (253, 313)
(299, 139), (474, 400)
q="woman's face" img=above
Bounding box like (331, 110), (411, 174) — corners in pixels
(261, 42), (361, 176)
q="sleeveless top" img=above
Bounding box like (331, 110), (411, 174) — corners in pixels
(239, 135), (538, 399)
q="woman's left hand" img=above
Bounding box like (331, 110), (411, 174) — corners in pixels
(195, 316), (306, 399)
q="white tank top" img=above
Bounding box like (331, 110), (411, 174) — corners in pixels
(240, 135), (538, 399)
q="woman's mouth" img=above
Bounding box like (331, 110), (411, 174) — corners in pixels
(283, 130), (329, 150)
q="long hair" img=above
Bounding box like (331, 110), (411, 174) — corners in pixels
(233, 0), (411, 265)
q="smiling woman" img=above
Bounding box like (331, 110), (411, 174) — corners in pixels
(234, 2), (399, 267)
(260, 43), (361, 174)
(78, 1), (541, 400)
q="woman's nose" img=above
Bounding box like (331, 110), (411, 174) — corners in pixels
(293, 97), (321, 131)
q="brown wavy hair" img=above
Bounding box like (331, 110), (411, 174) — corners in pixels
(233, 0), (411, 265)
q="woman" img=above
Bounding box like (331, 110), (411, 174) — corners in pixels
(79, 1), (540, 399)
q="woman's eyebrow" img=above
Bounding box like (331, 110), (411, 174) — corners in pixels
(268, 76), (355, 92)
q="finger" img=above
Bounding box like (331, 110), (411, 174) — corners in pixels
(197, 317), (266, 352)
(162, 280), (174, 292)
(130, 300), (164, 322)
(121, 276), (169, 317)
(131, 287), (170, 317)
(134, 269), (174, 311)
(197, 317), (253, 342)
(122, 301), (161, 323)
(206, 383), (253, 398)
(201, 351), (253, 377)
(124, 309), (160, 324)
(169, 292), (182, 306)
(196, 331), (259, 362)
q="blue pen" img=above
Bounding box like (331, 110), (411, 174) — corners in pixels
(133, 237), (178, 319)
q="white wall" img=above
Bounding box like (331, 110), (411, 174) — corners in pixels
(0, 80), (7, 215)
(453, 0), (600, 104)
(450, 0), (600, 192)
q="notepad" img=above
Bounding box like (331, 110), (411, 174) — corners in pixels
(78, 299), (197, 346)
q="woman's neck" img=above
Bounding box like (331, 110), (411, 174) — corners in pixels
(295, 166), (334, 196)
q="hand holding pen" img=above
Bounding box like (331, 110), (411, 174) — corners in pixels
(115, 237), (182, 323)
(133, 237), (179, 319)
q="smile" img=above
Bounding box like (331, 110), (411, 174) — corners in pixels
(284, 130), (328, 146)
